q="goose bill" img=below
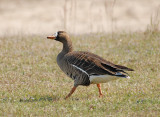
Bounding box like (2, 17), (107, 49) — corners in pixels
(47, 36), (56, 39)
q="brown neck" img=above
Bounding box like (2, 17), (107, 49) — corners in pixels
(62, 40), (73, 54)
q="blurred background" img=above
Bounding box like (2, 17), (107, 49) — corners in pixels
(0, 0), (160, 36)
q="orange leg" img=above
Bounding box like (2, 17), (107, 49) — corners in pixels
(65, 86), (77, 99)
(97, 84), (103, 97)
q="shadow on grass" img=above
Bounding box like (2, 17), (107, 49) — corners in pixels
(19, 95), (59, 102)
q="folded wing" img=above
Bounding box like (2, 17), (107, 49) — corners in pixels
(65, 51), (133, 78)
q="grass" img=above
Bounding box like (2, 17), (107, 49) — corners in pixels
(0, 32), (160, 116)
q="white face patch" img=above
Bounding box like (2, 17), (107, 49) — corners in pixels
(54, 32), (58, 37)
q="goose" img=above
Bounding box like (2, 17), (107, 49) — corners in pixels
(47, 31), (134, 99)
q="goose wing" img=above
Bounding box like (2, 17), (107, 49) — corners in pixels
(65, 51), (133, 77)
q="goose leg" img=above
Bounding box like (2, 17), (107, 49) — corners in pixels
(97, 84), (103, 97)
(65, 86), (77, 99)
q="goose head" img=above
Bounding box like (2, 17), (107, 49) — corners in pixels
(47, 31), (73, 53)
(47, 31), (69, 43)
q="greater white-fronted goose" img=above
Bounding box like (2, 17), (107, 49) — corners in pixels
(47, 31), (134, 99)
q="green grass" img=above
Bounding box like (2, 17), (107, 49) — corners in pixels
(0, 32), (160, 116)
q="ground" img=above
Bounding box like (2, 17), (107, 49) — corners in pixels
(0, 31), (160, 116)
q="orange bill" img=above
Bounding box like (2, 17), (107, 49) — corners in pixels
(47, 36), (56, 39)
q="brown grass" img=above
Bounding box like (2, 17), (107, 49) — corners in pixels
(0, 31), (160, 116)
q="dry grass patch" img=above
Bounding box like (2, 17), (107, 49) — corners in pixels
(0, 32), (160, 116)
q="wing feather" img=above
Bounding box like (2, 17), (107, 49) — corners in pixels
(65, 51), (133, 77)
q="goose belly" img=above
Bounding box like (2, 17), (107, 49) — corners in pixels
(90, 75), (119, 84)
